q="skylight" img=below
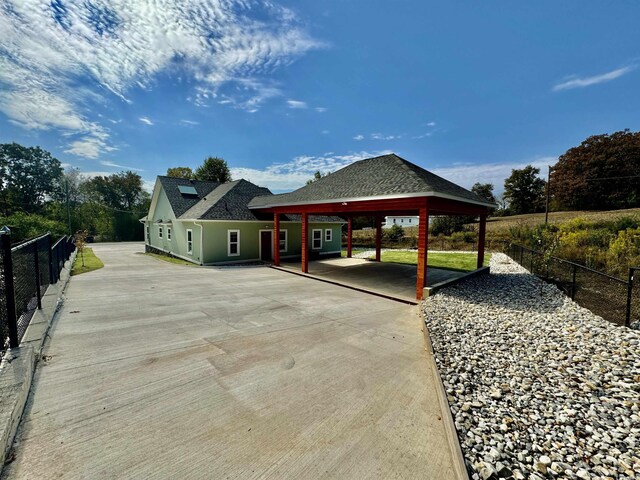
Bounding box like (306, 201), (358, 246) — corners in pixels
(178, 185), (198, 196)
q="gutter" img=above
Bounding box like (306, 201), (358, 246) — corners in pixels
(194, 221), (204, 265)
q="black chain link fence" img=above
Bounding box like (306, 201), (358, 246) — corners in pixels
(0, 231), (75, 359)
(507, 243), (637, 327)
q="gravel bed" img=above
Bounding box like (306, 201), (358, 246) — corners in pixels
(352, 248), (477, 259)
(422, 253), (640, 480)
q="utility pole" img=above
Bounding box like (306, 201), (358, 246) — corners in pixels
(544, 165), (553, 224)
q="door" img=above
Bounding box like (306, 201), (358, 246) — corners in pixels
(260, 231), (273, 261)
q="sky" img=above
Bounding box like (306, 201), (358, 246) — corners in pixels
(1, 1), (639, 195)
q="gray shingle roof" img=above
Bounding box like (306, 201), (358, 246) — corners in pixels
(248, 153), (495, 209)
(157, 176), (218, 218)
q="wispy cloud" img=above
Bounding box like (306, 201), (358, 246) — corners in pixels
(353, 134), (364, 141)
(287, 99), (307, 109)
(425, 121), (436, 127)
(315, 107), (327, 113)
(231, 150), (392, 192)
(552, 66), (635, 91)
(430, 157), (553, 194)
(321, 130), (330, 134)
(100, 161), (144, 172)
(371, 133), (401, 140)
(179, 119), (200, 126)
(139, 117), (154, 126)
(0, 1), (321, 158)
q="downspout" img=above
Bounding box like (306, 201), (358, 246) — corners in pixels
(194, 221), (204, 265)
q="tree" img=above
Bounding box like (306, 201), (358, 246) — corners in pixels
(194, 157), (231, 183)
(431, 216), (470, 236)
(551, 130), (640, 211)
(503, 165), (546, 215)
(0, 143), (63, 214)
(306, 170), (327, 185)
(471, 183), (496, 203)
(166, 167), (194, 179)
(82, 171), (145, 211)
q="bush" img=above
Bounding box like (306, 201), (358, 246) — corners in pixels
(0, 212), (66, 242)
(383, 224), (405, 242)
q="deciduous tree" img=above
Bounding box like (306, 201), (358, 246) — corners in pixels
(503, 165), (546, 215)
(194, 157), (231, 183)
(166, 167), (194, 179)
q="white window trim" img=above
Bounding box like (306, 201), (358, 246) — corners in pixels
(312, 229), (322, 250)
(186, 229), (193, 255)
(228, 229), (240, 257)
(158, 225), (163, 239)
(325, 228), (332, 242)
(279, 229), (288, 252)
(167, 227), (172, 241)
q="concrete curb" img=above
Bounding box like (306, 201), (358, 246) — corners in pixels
(420, 313), (470, 480)
(0, 250), (76, 470)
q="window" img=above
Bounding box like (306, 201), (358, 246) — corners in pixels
(312, 229), (322, 250)
(408, 219), (412, 223)
(167, 227), (172, 241)
(393, 219), (396, 224)
(279, 229), (288, 252)
(228, 229), (240, 256)
(158, 226), (163, 238)
(325, 229), (332, 242)
(401, 219), (404, 223)
(187, 229), (193, 255)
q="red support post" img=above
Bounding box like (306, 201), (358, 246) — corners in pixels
(477, 215), (487, 269)
(416, 204), (429, 300)
(375, 215), (382, 262)
(301, 212), (309, 273)
(273, 212), (280, 266)
(347, 217), (353, 258)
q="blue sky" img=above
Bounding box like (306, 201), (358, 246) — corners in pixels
(1, 1), (639, 194)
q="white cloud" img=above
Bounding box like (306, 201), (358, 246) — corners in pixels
(287, 99), (307, 109)
(315, 107), (327, 113)
(0, 1), (321, 157)
(321, 130), (330, 134)
(426, 121), (436, 127)
(99, 161), (144, 172)
(179, 119), (199, 126)
(231, 150), (392, 192)
(430, 157), (554, 194)
(552, 66), (635, 91)
(371, 133), (401, 140)
(353, 134), (364, 140)
(139, 117), (154, 126)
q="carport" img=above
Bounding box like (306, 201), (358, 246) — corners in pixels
(249, 153), (495, 300)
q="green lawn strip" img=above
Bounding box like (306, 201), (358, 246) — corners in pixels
(71, 248), (104, 276)
(341, 249), (490, 272)
(142, 252), (196, 266)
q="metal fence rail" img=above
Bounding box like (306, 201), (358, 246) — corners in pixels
(507, 243), (637, 327)
(0, 228), (75, 357)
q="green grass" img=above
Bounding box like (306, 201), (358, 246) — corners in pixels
(71, 248), (104, 276)
(142, 252), (196, 266)
(342, 249), (489, 272)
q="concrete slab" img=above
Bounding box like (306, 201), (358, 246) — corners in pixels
(279, 258), (467, 303)
(3, 243), (460, 479)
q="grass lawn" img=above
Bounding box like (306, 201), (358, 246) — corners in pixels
(342, 249), (489, 272)
(71, 248), (104, 276)
(142, 252), (196, 266)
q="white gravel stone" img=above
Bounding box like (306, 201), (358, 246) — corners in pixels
(422, 253), (640, 480)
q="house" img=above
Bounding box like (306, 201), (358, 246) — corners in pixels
(383, 216), (419, 228)
(143, 176), (344, 265)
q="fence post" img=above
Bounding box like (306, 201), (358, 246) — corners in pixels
(625, 268), (634, 327)
(33, 239), (42, 310)
(47, 234), (53, 284)
(1, 227), (19, 348)
(571, 264), (577, 300)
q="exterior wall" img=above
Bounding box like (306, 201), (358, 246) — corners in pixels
(146, 189), (203, 264)
(384, 216), (419, 228)
(198, 221), (344, 264)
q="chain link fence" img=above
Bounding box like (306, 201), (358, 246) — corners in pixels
(507, 243), (637, 327)
(0, 230), (75, 358)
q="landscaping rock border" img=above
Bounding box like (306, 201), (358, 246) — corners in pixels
(422, 253), (640, 480)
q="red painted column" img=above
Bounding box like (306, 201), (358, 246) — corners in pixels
(301, 212), (309, 273)
(347, 217), (353, 258)
(375, 215), (382, 262)
(477, 214), (487, 269)
(416, 203), (429, 300)
(273, 212), (280, 266)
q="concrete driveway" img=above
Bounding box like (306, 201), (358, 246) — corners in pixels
(4, 243), (457, 479)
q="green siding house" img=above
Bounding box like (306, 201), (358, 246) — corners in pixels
(144, 176), (344, 265)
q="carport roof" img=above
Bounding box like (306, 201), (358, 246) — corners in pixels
(248, 153), (496, 209)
